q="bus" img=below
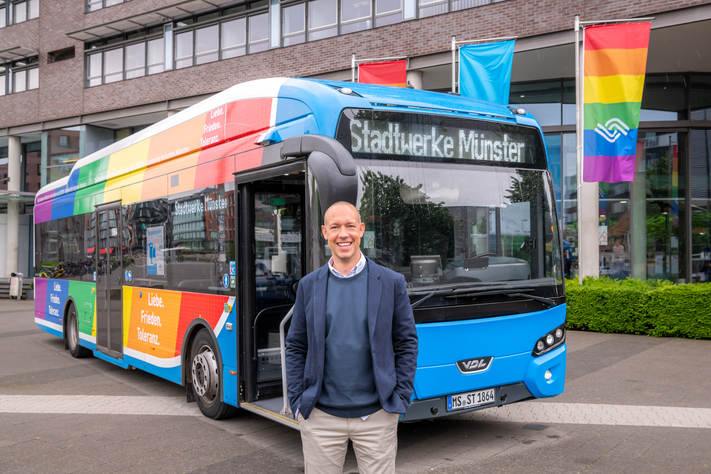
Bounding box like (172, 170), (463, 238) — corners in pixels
(33, 78), (566, 426)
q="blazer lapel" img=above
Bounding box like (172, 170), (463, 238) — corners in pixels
(367, 260), (383, 343)
(312, 265), (328, 361)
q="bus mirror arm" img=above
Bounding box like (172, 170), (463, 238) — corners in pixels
(280, 135), (356, 176)
(280, 135), (359, 216)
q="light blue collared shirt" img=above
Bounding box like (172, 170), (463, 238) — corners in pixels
(328, 251), (366, 279)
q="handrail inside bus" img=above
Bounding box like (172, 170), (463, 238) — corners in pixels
(252, 303), (293, 362)
(279, 306), (295, 416)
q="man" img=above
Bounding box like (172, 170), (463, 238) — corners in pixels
(285, 201), (418, 474)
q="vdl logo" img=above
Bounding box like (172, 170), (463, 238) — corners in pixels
(595, 118), (630, 143)
(456, 356), (493, 374)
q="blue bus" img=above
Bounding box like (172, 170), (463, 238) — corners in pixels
(34, 77), (565, 426)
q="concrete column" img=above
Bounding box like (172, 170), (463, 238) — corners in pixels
(6, 135), (21, 277)
(579, 180), (600, 279)
(407, 70), (423, 90)
(631, 146), (647, 280)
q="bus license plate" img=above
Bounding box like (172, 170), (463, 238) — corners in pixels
(447, 389), (496, 411)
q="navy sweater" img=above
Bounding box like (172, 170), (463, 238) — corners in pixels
(316, 265), (381, 418)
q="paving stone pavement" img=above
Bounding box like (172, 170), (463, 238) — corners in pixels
(2, 300), (711, 473)
(3, 395), (711, 429)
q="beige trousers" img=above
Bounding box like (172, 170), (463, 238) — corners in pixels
(298, 407), (399, 474)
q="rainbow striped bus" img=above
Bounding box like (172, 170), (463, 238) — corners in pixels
(34, 78), (567, 426)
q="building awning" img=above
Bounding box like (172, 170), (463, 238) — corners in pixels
(0, 190), (37, 205)
(67, 0), (240, 41)
(0, 46), (39, 61)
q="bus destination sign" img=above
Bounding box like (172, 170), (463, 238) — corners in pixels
(349, 119), (527, 163)
(337, 109), (544, 167)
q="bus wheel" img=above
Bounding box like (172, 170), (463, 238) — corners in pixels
(67, 304), (90, 358)
(190, 329), (236, 420)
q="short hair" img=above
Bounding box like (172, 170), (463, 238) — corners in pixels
(323, 201), (361, 226)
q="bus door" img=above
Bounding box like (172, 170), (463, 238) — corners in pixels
(234, 136), (358, 425)
(95, 202), (124, 359)
(236, 162), (306, 408)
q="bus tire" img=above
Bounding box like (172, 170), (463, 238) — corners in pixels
(67, 303), (90, 359)
(190, 329), (236, 420)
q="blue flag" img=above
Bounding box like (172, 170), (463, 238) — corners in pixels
(459, 40), (515, 104)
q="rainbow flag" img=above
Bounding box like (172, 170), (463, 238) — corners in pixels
(583, 22), (651, 183)
(359, 60), (407, 87)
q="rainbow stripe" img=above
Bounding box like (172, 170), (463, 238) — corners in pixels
(583, 22), (651, 183)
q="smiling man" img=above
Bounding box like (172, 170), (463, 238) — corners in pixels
(286, 201), (418, 474)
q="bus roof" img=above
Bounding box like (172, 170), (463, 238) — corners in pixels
(35, 78), (540, 223)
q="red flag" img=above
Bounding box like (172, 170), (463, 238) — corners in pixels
(358, 60), (407, 87)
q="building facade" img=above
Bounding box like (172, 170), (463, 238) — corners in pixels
(1, 0), (710, 282)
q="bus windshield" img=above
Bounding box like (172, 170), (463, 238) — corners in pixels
(347, 160), (563, 294)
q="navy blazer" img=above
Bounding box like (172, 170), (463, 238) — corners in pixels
(285, 258), (419, 419)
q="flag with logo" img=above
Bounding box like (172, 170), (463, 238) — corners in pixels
(358, 60), (407, 87)
(583, 22), (651, 182)
(459, 40), (515, 105)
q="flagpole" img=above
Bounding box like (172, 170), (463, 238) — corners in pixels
(575, 14), (583, 284)
(451, 35), (456, 93)
(575, 15), (654, 284)
(352, 53), (356, 83)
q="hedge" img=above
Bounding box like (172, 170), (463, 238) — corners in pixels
(565, 277), (711, 339)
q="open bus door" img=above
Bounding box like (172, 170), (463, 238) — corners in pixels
(235, 135), (358, 427)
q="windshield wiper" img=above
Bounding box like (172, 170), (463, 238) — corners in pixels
(411, 291), (439, 309)
(446, 288), (557, 306)
(408, 282), (508, 297)
(507, 293), (557, 307)
(410, 283), (518, 308)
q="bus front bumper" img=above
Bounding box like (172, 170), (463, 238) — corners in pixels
(402, 344), (566, 422)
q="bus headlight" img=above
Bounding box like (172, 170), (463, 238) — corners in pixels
(532, 324), (566, 357)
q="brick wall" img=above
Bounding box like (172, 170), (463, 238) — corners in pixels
(1, 0), (709, 128)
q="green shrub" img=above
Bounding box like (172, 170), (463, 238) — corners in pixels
(564, 277), (711, 339)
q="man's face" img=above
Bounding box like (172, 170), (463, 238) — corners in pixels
(321, 203), (365, 264)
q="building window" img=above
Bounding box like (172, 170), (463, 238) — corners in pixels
(375, 0), (401, 26)
(87, 53), (102, 86)
(147, 38), (165, 74)
(249, 12), (269, 52)
(175, 31), (193, 69)
(222, 18), (246, 58)
(86, 0), (123, 12)
(125, 42), (145, 79)
(0, 56), (39, 94)
(341, 0), (371, 34)
(282, 3), (305, 46)
(86, 34), (165, 87)
(509, 81), (563, 127)
(0, 0), (38, 27)
(103, 48), (123, 83)
(308, 0), (337, 40)
(196, 24), (220, 64)
(418, 0), (447, 18)
(451, 0), (490, 11)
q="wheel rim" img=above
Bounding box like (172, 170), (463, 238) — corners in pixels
(191, 343), (219, 406)
(68, 310), (78, 350)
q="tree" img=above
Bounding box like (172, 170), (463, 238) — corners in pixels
(358, 170), (454, 269)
